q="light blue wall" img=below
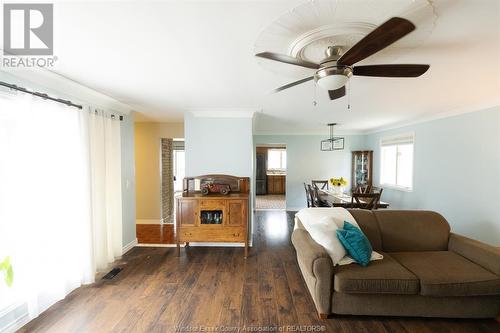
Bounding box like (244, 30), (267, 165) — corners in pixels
(253, 135), (365, 210)
(185, 113), (253, 177)
(120, 113), (137, 246)
(364, 107), (500, 246)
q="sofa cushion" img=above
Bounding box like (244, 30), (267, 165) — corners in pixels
(373, 210), (450, 252)
(334, 253), (419, 295)
(391, 251), (500, 296)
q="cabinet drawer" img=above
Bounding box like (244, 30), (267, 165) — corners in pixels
(200, 199), (226, 209)
(178, 227), (245, 242)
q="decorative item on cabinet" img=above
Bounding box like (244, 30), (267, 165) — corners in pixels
(177, 175), (250, 258)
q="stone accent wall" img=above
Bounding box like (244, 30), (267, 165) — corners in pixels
(161, 138), (174, 224)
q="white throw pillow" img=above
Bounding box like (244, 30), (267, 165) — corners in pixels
(302, 216), (346, 265)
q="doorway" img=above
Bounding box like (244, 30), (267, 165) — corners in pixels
(136, 138), (184, 245)
(255, 145), (286, 210)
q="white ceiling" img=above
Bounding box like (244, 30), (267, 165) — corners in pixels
(23, 0), (500, 132)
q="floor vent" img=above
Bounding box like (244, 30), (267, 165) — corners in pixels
(102, 267), (122, 280)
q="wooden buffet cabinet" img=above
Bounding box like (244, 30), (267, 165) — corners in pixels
(176, 175), (249, 258)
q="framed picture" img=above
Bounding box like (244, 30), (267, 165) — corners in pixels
(332, 137), (344, 150)
(320, 140), (332, 151)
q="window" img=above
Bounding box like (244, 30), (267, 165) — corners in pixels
(0, 93), (126, 326)
(267, 149), (286, 171)
(380, 134), (414, 190)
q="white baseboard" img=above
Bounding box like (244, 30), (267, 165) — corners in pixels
(286, 207), (303, 211)
(122, 238), (138, 255)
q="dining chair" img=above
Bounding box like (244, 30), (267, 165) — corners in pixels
(304, 182), (313, 208)
(354, 184), (372, 194)
(312, 180), (329, 190)
(351, 189), (383, 210)
(309, 184), (331, 207)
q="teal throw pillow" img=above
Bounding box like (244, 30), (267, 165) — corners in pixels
(336, 221), (373, 266)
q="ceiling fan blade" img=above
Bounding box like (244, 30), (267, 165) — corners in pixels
(328, 86), (346, 100)
(256, 52), (319, 69)
(273, 76), (314, 93)
(338, 17), (415, 66)
(353, 64), (429, 77)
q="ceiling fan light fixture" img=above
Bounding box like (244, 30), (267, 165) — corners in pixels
(316, 74), (349, 90)
(315, 66), (352, 90)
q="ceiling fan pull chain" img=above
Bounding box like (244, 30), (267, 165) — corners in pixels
(313, 81), (317, 107)
(347, 82), (351, 111)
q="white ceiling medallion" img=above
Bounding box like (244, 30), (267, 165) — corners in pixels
(255, 0), (437, 77)
(289, 22), (377, 63)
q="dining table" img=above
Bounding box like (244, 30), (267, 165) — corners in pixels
(318, 189), (389, 209)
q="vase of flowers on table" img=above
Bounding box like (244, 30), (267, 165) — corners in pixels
(329, 177), (348, 195)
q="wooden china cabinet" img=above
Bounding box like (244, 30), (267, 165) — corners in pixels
(176, 175), (250, 258)
(351, 151), (373, 190)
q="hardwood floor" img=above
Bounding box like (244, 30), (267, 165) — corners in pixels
(20, 211), (499, 333)
(136, 223), (174, 244)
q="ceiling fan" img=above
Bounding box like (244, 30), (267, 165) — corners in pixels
(255, 17), (430, 100)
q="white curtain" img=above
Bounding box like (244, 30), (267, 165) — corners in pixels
(86, 108), (123, 272)
(0, 93), (122, 326)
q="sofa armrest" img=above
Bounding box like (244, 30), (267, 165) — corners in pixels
(291, 228), (333, 315)
(449, 233), (500, 275)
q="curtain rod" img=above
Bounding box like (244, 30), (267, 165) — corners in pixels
(0, 80), (124, 121)
(0, 80), (83, 109)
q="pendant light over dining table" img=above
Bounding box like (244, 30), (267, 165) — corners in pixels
(321, 123), (344, 151)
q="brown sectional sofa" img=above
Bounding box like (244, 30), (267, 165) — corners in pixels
(291, 209), (500, 318)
